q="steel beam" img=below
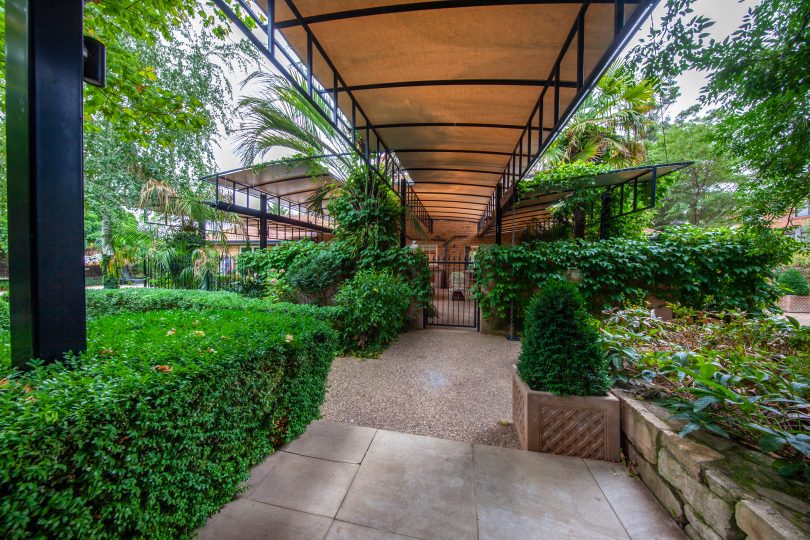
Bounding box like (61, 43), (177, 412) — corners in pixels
(7, 0), (86, 369)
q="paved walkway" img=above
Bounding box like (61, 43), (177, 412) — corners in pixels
(322, 328), (522, 448)
(199, 421), (685, 540)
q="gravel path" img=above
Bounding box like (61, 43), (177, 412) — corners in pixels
(321, 328), (522, 448)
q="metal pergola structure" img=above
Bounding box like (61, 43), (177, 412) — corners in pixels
(214, 0), (658, 241)
(5, 0), (659, 368)
(204, 157), (339, 246)
(479, 162), (693, 239)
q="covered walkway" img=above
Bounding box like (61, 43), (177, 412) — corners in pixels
(200, 421), (685, 539)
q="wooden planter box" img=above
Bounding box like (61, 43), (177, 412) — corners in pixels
(512, 371), (620, 462)
(779, 295), (810, 313)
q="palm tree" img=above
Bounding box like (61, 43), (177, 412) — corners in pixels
(234, 71), (423, 244)
(542, 63), (658, 168)
(235, 72), (356, 181)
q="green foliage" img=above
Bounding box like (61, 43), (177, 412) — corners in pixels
(357, 246), (433, 308)
(333, 270), (412, 356)
(519, 280), (610, 396)
(0, 308), (334, 538)
(84, 288), (339, 328)
(0, 296), (8, 331)
(287, 246), (351, 304)
(648, 117), (743, 227)
(541, 64), (658, 167)
(474, 226), (797, 328)
(630, 0), (810, 223)
(519, 162), (613, 197)
(778, 268), (810, 296)
(238, 241), (321, 284)
(327, 166), (403, 255)
(603, 306), (809, 478)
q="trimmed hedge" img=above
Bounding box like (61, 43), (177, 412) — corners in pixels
(86, 288), (339, 325)
(518, 280), (609, 396)
(0, 308), (335, 538)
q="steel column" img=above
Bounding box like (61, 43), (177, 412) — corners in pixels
(7, 0), (86, 369)
(259, 194), (268, 249)
(495, 184), (503, 245)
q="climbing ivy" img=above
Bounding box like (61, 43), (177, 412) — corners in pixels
(473, 226), (797, 329)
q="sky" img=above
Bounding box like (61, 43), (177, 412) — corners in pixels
(213, 0), (759, 171)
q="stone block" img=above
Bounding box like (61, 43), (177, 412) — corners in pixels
(659, 450), (737, 539)
(735, 499), (808, 540)
(685, 504), (724, 540)
(661, 429), (723, 479)
(704, 469), (744, 504)
(626, 443), (684, 523)
(616, 390), (672, 465)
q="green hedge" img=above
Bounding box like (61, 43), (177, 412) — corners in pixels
(0, 308), (335, 538)
(86, 288), (339, 325)
(474, 226), (796, 328)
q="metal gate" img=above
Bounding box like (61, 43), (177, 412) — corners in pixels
(426, 259), (479, 329)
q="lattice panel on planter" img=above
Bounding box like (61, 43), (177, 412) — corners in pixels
(539, 406), (608, 460)
(779, 295), (810, 313)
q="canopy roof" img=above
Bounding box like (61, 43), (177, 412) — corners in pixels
(487, 161), (692, 234)
(230, 0), (657, 227)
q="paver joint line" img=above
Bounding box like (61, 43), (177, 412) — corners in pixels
(584, 458), (633, 540)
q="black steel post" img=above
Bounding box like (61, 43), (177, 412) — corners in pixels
(494, 184), (503, 245)
(259, 194), (268, 249)
(399, 178), (407, 248)
(599, 189), (612, 240)
(7, 0), (86, 369)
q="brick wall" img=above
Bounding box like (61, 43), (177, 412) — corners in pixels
(406, 219), (506, 260)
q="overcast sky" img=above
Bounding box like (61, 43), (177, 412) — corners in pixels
(213, 0), (759, 171)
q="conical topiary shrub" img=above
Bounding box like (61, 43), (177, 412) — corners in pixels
(518, 278), (610, 396)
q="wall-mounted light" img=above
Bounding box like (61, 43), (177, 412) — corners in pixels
(83, 36), (106, 87)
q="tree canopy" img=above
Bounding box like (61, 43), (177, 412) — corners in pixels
(629, 0), (810, 223)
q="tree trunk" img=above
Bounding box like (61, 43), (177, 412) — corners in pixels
(573, 204), (586, 239)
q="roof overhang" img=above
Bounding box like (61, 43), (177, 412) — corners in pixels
(484, 161), (692, 234)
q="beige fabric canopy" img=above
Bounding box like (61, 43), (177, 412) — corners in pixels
(250, 0), (651, 225)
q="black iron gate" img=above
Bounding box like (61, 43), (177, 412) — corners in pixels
(426, 259), (479, 329)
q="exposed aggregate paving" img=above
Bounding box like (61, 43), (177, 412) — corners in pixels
(321, 328), (523, 448)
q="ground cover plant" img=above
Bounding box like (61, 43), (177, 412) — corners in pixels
(518, 279), (610, 396)
(0, 307), (335, 538)
(474, 225), (795, 329)
(602, 306), (810, 479)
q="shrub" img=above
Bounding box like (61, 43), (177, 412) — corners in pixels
(237, 240), (320, 282)
(778, 268), (810, 296)
(518, 279), (610, 396)
(332, 269), (412, 355)
(0, 308), (335, 538)
(474, 225), (796, 327)
(286, 245), (351, 303)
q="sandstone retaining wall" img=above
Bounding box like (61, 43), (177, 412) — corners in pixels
(614, 390), (810, 540)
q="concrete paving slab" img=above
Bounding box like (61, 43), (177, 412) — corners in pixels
(250, 451), (358, 518)
(325, 521), (417, 539)
(336, 430), (478, 540)
(585, 459), (687, 540)
(473, 444), (630, 540)
(198, 499), (332, 540)
(282, 421), (376, 464)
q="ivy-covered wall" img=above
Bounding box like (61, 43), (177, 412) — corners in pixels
(473, 226), (796, 329)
